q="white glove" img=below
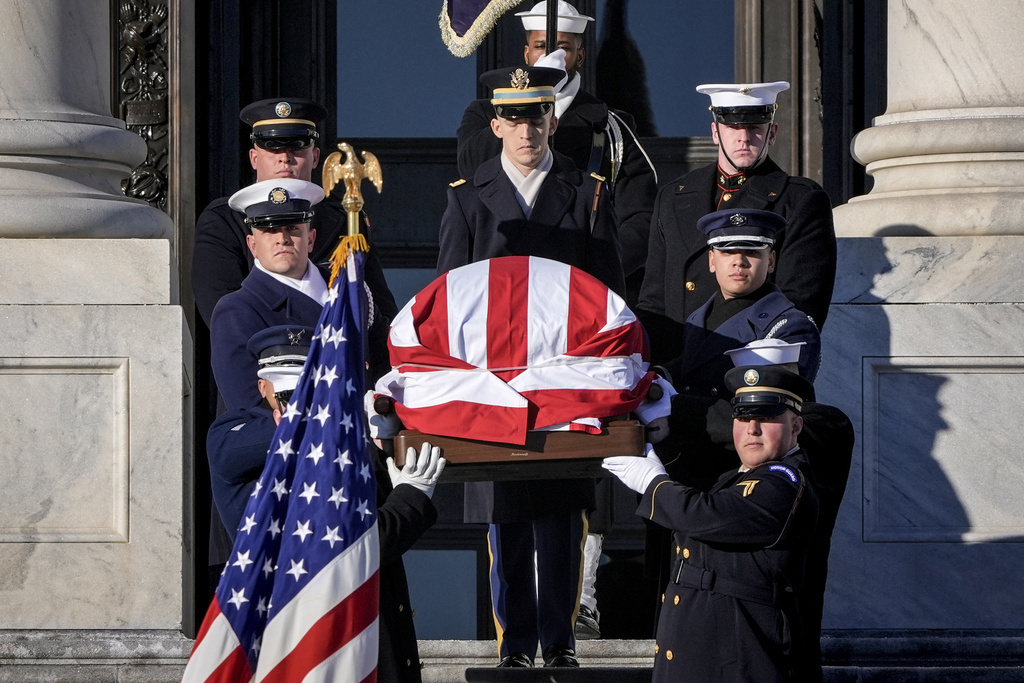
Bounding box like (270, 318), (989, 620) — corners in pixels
(602, 444), (667, 494)
(532, 48), (569, 92)
(364, 390), (401, 440)
(633, 377), (677, 425)
(387, 441), (447, 499)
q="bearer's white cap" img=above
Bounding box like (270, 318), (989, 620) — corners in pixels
(725, 338), (805, 367)
(696, 82), (790, 124)
(517, 0), (594, 34)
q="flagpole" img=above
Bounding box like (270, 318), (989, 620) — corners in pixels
(545, 0), (557, 55)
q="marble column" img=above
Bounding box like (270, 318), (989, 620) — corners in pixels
(821, 0), (1024, 651)
(0, 1), (191, 679)
(834, 0), (1024, 236)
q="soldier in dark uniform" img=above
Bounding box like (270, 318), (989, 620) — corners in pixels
(603, 365), (820, 682)
(438, 64), (623, 669)
(647, 339), (853, 682)
(455, 0), (655, 308)
(210, 179), (391, 411)
(207, 325), (444, 683)
(455, 2), (656, 637)
(638, 82), (836, 364)
(658, 208), (821, 407)
(192, 97), (397, 331)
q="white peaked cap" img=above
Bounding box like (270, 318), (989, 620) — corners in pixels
(517, 0), (594, 34)
(696, 81), (790, 108)
(257, 364), (303, 393)
(725, 338), (805, 367)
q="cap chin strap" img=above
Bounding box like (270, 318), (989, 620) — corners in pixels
(714, 115), (774, 173)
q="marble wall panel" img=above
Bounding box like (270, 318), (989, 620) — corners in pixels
(817, 302), (1024, 629)
(0, 305), (190, 629)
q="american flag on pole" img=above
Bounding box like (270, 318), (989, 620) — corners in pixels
(183, 253), (380, 683)
(375, 256), (655, 445)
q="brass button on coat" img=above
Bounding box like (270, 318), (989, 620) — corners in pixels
(685, 281), (696, 291)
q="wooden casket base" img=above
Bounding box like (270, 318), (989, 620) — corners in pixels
(394, 419), (645, 482)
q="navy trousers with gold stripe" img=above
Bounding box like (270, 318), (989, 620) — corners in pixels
(487, 510), (588, 660)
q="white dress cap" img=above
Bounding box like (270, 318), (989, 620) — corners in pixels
(257, 364), (304, 393)
(228, 178), (325, 213)
(695, 81), (791, 108)
(724, 338), (805, 367)
(517, 0), (594, 34)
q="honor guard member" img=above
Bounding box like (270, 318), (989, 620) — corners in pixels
(603, 365), (820, 682)
(207, 325), (445, 683)
(456, 0), (656, 307)
(638, 82), (837, 363)
(438, 64), (624, 669)
(657, 208), (821, 412)
(192, 97), (397, 330)
(645, 339), (853, 681)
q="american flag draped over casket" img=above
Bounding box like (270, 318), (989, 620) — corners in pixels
(375, 256), (655, 445)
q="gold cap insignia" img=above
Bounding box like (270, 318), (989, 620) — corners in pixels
(275, 101), (292, 117)
(269, 188), (288, 204)
(744, 369), (760, 385)
(730, 213), (747, 225)
(510, 68), (530, 90)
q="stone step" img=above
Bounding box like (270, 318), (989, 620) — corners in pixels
(464, 667), (650, 682)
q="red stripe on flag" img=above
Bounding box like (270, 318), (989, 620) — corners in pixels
(409, 273), (451, 359)
(205, 646), (253, 683)
(190, 597), (224, 655)
(186, 597), (253, 683)
(487, 256), (529, 383)
(524, 381), (654, 428)
(566, 266), (610, 349)
(394, 399), (528, 445)
(259, 571), (381, 683)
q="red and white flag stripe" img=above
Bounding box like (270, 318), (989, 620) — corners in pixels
(376, 256), (654, 444)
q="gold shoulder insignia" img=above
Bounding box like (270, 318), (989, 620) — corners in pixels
(590, 172), (606, 182)
(735, 480), (759, 497)
(449, 178), (467, 188)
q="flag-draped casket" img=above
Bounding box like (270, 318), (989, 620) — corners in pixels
(375, 256), (655, 447)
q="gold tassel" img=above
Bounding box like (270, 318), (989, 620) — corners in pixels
(328, 233), (369, 288)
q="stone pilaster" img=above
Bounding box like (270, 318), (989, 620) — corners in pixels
(0, 0), (189, 670)
(822, 0), (1024, 654)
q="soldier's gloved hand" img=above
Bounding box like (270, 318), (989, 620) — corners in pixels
(633, 376), (677, 425)
(602, 444), (667, 494)
(387, 441), (447, 499)
(364, 390), (401, 440)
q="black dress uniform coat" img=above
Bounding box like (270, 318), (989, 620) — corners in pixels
(639, 449), (819, 682)
(192, 194), (397, 329)
(205, 405), (436, 683)
(456, 91), (655, 306)
(638, 159), (836, 363)
(649, 401), (853, 681)
(437, 150), (624, 524)
(661, 285), (821, 400)
(210, 266), (329, 412)
(210, 264), (392, 412)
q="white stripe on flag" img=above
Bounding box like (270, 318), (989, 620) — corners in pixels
(603, 287), (634, 333)
(508, 354), (647, 393)
(382, 368), (527, 409)
(182, 611), (242, 682)
(446, 260), (492, 368)
(255, 525), (380, 678)
(301, 617), (379, 683)
(527, 256), (570, 364)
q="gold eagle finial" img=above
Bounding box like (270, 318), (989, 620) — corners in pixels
(322, 142), (383, 210)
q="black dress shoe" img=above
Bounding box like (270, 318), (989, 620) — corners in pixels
(496, 652), (534, 668)
(542, 644), (579, 668)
